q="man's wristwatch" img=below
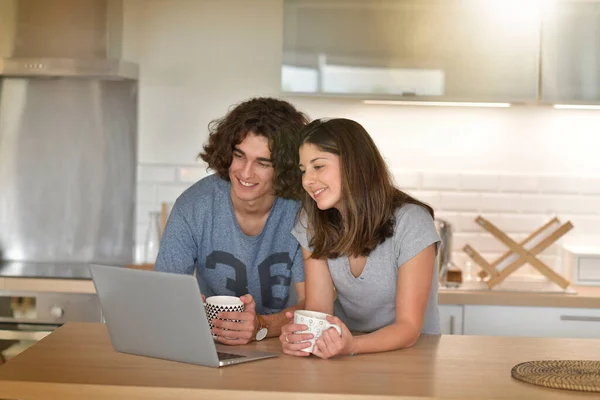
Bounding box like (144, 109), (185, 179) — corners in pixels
(254, 314), (268, 341)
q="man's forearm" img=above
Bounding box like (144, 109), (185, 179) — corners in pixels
(261, 300), (305, 339)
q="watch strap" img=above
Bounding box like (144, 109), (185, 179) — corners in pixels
(255, 314), (268, 340)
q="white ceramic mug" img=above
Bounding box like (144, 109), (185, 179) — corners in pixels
(294, 310), (342, 353)
(204, 296), (244, 338)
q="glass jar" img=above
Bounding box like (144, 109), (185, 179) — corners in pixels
(144, 211), (161, 264)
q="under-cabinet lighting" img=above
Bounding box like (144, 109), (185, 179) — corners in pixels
(363, 100), (511, 108)
(553, 104), (600, 110)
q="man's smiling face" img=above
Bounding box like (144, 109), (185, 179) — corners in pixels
(228, 132), (275, 204)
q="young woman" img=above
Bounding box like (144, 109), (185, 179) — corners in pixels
(279, 118), (440, 359)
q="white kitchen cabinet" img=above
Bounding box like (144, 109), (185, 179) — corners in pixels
(463, 305), (600, 339)
(541, 0), (600, 102)
(282, 0), (540, 101)
(438, 304), (464, 335)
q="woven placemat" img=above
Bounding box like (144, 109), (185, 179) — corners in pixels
(511, 360), (600, 392)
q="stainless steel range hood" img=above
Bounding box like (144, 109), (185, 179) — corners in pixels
(0, 0), (138, 79)
(0, 0), (138, 270)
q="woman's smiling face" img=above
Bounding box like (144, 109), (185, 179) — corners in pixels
(299, 143), (343, 212)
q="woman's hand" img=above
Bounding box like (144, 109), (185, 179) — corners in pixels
(279, 311), (313, 356)
(312, 315), (354, 360)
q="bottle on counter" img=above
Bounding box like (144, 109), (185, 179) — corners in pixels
(144, 211), (161, 264)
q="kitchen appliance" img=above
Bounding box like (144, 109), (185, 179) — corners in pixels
(562, 246), (600, 287)
(434, 219), (459, 287)
(0, 0), (138, 349)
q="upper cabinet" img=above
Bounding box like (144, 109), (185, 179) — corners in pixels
(282, 0), (541, 102)
(541, 0), (600, 102)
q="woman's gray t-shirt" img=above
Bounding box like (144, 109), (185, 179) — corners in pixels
(292, 203), (441, 334)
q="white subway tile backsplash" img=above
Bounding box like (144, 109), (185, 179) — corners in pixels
(136, 184), (156, 204)
(156, 184), (191, 203)
(481, 194), (519, 213)
(406, 190), (441, 210)
(422, 172), (460, 190)
(544, 196), (600, 215)
(477, 233), (523, 253)
(561, 215), (600, 236)
(474, 252), (502, 269)
(511, 264), (538, 277)
(457, 213), (483, 232)
(451, 232), (479, 252)
(432, 211), (460, 229)
(440, 193), (481, 211)
(499, 174), (539, 193)
(574, 197), (600, 215)
(460, 173), (501, 192)
(492, 214), (548, 233)
(581, 177), (600, 195)
(450, 251), (470, 270)
(138, 165), (177, 182)
(538, 175), (582, 194)
(519, 194), (559, 214)
(392, 170), (421, 189)
(536, 255), (561, 273)
(179, 166), (210, 183)
(133, 165), (599, 280)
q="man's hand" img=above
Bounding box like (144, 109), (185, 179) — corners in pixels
(210, 294), (259, 345)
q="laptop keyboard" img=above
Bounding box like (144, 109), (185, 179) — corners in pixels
(217, 352), (247, 361)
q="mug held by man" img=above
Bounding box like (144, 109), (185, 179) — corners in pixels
(294, 310), (341, 353)
(204, 296), (244, 338)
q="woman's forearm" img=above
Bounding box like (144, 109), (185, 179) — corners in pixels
(350, 320), (421, 355)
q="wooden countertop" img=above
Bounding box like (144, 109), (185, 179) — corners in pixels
(0, 264), (153, 294)
(439, 285), (600, 308)
(0, 323), (599, 400)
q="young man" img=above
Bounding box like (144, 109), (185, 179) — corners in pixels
(155, 97), (309, 345)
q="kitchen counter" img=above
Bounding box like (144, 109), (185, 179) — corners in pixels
(439, 284), (600, 309)
(0, 264), (153, 293)
(2, 264), (599, 309)
(0, 322), (599, 400)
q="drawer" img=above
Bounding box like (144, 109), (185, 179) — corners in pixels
(463, 305), (600, 339)
(438, 304), (463, 335)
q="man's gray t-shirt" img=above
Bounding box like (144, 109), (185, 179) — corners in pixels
(292, 203), (441, 334)
(155, 175), (304, 315)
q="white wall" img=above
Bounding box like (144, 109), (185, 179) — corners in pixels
(287, 98), (600, 175)
(124, 0), (600, 283)
(123, 0), (284, 165)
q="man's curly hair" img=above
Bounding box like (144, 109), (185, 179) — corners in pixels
(199, 97), (309, 200)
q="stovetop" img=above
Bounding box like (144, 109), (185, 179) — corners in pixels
(0, 261), (98, 280)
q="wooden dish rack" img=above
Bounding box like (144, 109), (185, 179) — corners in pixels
(463, 216), (573, 289)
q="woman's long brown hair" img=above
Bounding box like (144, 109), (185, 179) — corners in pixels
(300, 118), (434, 259)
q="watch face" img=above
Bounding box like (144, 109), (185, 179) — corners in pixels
(256, 327), (268, 341)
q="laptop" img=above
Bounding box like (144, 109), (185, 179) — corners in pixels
(89, 264), (278, 367)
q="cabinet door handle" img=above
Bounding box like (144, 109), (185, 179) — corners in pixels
(560, 315), (600, 322)
(449, 315), (455, 335)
